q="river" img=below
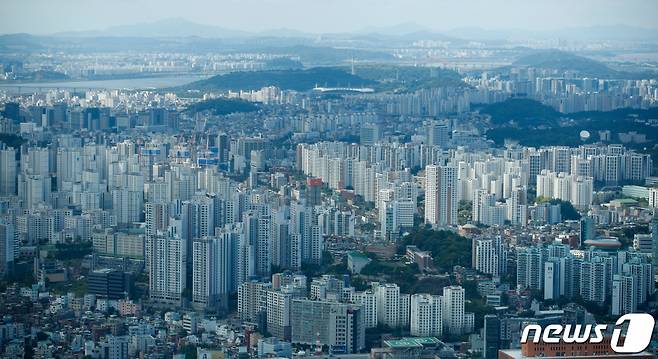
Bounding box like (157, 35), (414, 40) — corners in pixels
(0, 74), (209, 94)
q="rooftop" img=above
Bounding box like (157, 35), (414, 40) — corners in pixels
(384, 337), (441, 349)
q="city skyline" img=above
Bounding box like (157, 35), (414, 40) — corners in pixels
(1, 1), (658, 358)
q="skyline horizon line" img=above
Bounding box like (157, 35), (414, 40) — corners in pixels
(3, 17), (658, 40)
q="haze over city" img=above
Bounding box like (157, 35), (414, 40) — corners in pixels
(3, 0), (658, 35)
(1, 1), (658, 359)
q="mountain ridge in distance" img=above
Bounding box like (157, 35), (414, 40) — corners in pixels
(55, 17), (250, 38)
(513, 50), (617, 78)
(7, 18), (658, 43)
(446, 25), (658, 42)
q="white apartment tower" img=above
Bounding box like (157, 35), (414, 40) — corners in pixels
(351, 290), (378, 328)
(442, 286), (465, 336)
(192, 235), (236, 312)
(375, 283), (400, 328)
(410, 294), (442, 337)
(148, 235), (186, 305)
(425, 165), (457, 226)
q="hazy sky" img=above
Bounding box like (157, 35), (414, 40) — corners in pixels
(2, 0), (658, 34)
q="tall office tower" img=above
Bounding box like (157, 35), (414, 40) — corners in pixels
(424, 165), (457, 226)
(543, 259), (561, 300)
(271, 210), (290, 268)
(87, 269), (128, 300)
(0, 222), (15, 277)
(51, 102), (67, 127)
(410, 294), (443, 337)
(483, 315), (501, 359)
(145, 202), (170, 237)
(375, 283), (400, 328)
(612, 274), (635, 315)
(191, 235), (237, 313)
(290, 299), (365, 354)
(147, 235), (186, 305)
(111, 189), (143, 225)
(473, 237), (506, 277)
(579, 216), (595, 248)
(527, 152), (542, 185)
(351, 290), (378, 328)
(0, 147), (16, 196)
(305, 177), (322, 206)
(516, 247), (545, 290)
(359, 123), (381, 145)
(217, 133), (230, 163)
(427, 122), (450, 148)
(442, 286), (465, 336)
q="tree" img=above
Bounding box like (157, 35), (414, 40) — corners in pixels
(400, 228), (472, 272)
(536, 197), (581, 220)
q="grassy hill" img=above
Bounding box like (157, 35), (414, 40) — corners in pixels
(186, 97), (258, 115)
(185, 65), (470, 93)
(512, 50), (631, 79)
(186, 67), (375, 92)
(514, 50), (617, 78)
(485, 104), (658, 168)
(479, 98), (560, 127)
(354, 65), (468, 92)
